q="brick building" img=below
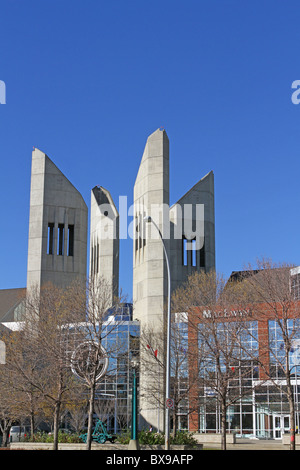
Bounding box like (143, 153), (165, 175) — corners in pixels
(185, 268), (300, 439)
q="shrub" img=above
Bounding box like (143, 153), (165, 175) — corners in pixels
(138, 430), (165, 445)
(28, 431), (82, 443)
(115, 429), (131, 444)
(115, 429), (198, 447)
(170, 430), (198, 448)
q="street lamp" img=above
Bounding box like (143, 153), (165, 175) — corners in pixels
(144, 215), (171, 450)
(128, 359), (139, 450)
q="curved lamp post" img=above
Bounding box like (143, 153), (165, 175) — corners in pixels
(144, 215), (171, 450)
(128, 360), (139, 450)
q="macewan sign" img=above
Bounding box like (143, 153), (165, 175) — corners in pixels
(202, 308), (251, 319)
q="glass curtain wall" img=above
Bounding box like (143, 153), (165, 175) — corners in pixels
(97, 319), (140, 433)
(197, 320), (259, 436)
(194, 319), (300, 438)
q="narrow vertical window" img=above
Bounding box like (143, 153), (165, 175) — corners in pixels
(47, 223), (54, 255)
(182, 238), (188, 266)
(192, 239), (197, 267)
(67, 225), (74, 256)
(96, 243), (99, 273)
(91, 246), (94, 275)
(93, 244), (97, 275)
(57, 224), (64, 256)
(135, 215), (138, 251)
(200, 239), (205, 268)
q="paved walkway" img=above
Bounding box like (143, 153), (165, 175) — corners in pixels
(203, 438), (296, 450)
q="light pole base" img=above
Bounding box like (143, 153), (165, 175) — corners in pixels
(128, 439), (140, 450)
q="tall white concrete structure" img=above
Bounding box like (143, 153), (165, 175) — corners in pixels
(89, 186), (119, 306)
(133, 128), (169, 431)
(169, 170), (215, 293)
(26, 148), (88, 291)
(133, 128), (170, 327)
(23, 131), (215, 432)
(133, 128), (215, 429)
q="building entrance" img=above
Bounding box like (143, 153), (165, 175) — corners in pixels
(273, 415), (290, 439)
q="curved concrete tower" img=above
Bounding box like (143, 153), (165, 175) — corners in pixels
(26, 148), (88, 291)
(133, 128), (170, 327)
(133, 129), (215, 431)
(133, 128), (169, 431)
(89, 186), (119, 306)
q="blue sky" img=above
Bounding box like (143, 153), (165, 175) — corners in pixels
(1, 0), (300, 299)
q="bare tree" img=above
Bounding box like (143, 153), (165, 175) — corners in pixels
(0, 379), (20, 447)
(171, 269), (258, 450)
(70, 276), (125, 450)
(237, 258), (300, 450)
(3, 281), (86, 450)
(139, 315), (199, 436)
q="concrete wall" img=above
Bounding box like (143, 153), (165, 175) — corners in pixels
(169, 170), (215, 293)
(89, 186), (119, 307)
(26, 148), (88, 291)
(193, 433), (236, 444)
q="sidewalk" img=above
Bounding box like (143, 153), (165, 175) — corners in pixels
(203, 438), (296, 450)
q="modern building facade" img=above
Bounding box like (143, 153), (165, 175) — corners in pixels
(1, 129), (216, 433)
(184, 268), (300, 440)
(4, 129), (300, 441)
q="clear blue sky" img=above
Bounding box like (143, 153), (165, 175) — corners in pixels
(1, 0), (300, 299)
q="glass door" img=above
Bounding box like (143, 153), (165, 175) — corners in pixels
(273, 415), (290, 439)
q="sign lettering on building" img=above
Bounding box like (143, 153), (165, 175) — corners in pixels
(202, 309), (251, 319)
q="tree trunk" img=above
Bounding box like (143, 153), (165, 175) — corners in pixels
(172, 408), (177, 438)
(221, 398), (227, 451)
(285, 350), (296, 451)
(86, 384), (96, 450)
(287, 376), (296, 450)
(53, 400), (61, 451)
(1, 420), (11, 448)
(28, 392), (35, 436)
(30, 410), (35, 437)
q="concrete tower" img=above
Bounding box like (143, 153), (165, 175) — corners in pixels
(133, 128), (169, 431)
(169, 170), (215, 293)
(26, 148), (88, 291)
(133, 128), (170, 328)
(133, 129), (215, 430)
(89, 186), (119, 306)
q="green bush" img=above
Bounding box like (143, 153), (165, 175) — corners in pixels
(28, 428), (198, 447)
(138, 430), (165, 445)
(115, 429), (198, 447)
(115, 429), (131, 444)
(170, 430), (198, 448)
(28, 431), (82, 443)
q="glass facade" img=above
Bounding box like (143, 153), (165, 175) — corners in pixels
(196, 321), (259, 436)
(64, 304), (140, 434)
(97, 319), (139, 432)
(171, 321), (189, 431)
(193, 318), (300, 438)
(65, 310), (300, 438)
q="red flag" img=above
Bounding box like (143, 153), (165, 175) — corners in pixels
(147, 344), (158, 358)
